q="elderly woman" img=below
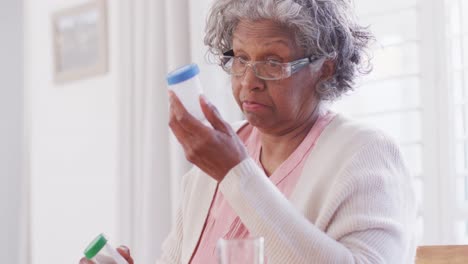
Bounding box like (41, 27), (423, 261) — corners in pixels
(82, 0), (416, 263)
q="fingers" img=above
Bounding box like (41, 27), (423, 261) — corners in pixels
(168, 91), (191, 123)
(168, 91), (196, 143)
(169, 91), (222, 151)
(79, 258), (94, 264)
(199, 94), (233, 135)
(168, 91), (233, 137)
(117, 245), (130, 256)
(117, 246), (134, 264)
(79, 246), (133, 264)
(168, 91), (205, 134)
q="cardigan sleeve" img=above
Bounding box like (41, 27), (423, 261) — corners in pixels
(218, 133), (416, 264)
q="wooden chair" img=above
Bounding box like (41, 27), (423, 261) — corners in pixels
(416, 245), (468, 264)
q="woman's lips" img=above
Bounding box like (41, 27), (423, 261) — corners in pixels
(242, 101), (268, 112)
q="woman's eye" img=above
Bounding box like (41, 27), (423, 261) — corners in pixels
(236, 57), (248, 64)
(266, 60), (281, 67)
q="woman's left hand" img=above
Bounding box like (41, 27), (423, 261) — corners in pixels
(168, 91), (248, 182)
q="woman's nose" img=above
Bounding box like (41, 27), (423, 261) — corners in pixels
(241, 66), (265, 91)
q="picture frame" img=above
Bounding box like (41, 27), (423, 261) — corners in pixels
(51, 0), (108, 84)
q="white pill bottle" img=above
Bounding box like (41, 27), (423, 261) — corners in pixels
(166, 63), (205, 120)
(83, 233), (128, 264)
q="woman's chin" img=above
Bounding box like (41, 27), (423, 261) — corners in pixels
(244, 113), (271, 129)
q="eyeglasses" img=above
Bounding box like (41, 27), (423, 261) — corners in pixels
(218, 50), (324, 81)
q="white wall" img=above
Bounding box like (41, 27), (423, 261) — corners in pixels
(24, 0), (121, 263)
(0, 0), (24, 263)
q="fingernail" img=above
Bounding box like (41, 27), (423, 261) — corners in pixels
(119, 245), (130, 254)
(168, 91), (174, 103)
(171, 100), (183, 119)
(200, 94), (211, 106)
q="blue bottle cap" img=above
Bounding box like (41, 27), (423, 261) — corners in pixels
(166, 63), (200, 85)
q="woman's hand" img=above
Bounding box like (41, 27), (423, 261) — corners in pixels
(168, 91), (248, 182)
(79, 246), (134, 264)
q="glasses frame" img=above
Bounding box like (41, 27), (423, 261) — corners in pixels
(219, 50), (324, 81)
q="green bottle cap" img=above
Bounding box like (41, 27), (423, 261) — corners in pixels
(84, 233), (108, 259)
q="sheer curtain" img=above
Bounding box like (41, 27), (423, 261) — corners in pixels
(116, 0), (241, 263)
(117, 0), (191, 263)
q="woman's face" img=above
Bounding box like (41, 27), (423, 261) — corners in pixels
(231, 20), (322, 135)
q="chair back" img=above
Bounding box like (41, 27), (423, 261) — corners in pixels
(416, 245), (468, 264)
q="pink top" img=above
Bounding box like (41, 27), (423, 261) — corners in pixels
(190, 111), (335, 264)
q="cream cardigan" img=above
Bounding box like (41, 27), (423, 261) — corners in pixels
(157, 114), (417, 264)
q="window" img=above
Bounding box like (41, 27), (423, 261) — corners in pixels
(448, 0), (468, 244)
(333, 0), (468, 244)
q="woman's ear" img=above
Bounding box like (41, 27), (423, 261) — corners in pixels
(320, 59), (336, 82)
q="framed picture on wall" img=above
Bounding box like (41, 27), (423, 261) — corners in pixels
(51, 0), (108, 84)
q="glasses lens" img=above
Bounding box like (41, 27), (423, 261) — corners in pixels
(230, 57), (248, 76)
(256, 61), (283, 80)
(219, 57), (285, 80)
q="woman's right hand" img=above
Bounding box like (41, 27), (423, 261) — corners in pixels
(79, 245), (134, 264)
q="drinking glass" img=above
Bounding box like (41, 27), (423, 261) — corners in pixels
(217, 237), (264, 264)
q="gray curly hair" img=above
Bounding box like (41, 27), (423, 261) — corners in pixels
(204, 0), (373, 101)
